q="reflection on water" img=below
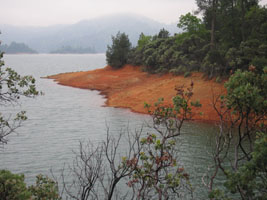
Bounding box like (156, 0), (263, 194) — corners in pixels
(0, 54), (220, 198)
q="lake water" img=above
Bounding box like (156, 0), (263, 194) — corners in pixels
(0, 54), (220, 198)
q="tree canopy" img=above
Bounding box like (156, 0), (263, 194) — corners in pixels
(104, 1), (267, 78)
(106, 32), (131, 69)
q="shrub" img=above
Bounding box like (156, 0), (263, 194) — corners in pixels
(169, 68), (180, 76)
(215, 76), (222, 83)
(155, 66), (168, 74)
(184, 71), (191, 77)
(0, 170), (60, 200)
(251, 57), (267, 72)
(29, 174), (61, 200)
(0, 170), (31, 200)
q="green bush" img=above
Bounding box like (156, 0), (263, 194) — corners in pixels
(169, 68), (180, 76)
(251, 57), (267, 72)
(170, 65), (188, 76)
(223, 132), (267, 200)
(184, 71), (191, 77)
(29, 174), (61, 200)
(178, 65), (187, 73)
(155, 66), (168, 74)
(0, 170), (31, 200)
(0, 170), (60, 200)
(215, 76), (222, 83)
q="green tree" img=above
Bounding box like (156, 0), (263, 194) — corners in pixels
(0, 170), (61, 200)
(224, 132), (267, 200)
(137, 33), (152, 50)
(127, 0), (267, 77)
(29, 174), (61, 200)
(196, 0), (219, 49)
(178, 13), (205, 34)
(0, 170), (31, 200)
(106, 32), (131, 69)
(0, 40), (40, 145)
(157, 28), (170, 39)
(126, 84), (201, 199)
(206, 69), (267, 199)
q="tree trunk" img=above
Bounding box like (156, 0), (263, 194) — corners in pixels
(231, 0), (235, 41)
(210, 0), (218, 49)
(241, 0), (246, 41)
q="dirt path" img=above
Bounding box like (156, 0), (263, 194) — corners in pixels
(47, 65), (226, 122)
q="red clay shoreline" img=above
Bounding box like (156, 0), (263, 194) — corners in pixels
(47, 65), (226, 123)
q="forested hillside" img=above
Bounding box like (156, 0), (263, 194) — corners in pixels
(108, 0), (267, 78)
(0, 41), (37, 54)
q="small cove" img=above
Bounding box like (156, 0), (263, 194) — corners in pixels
(1, 54), (222, 198)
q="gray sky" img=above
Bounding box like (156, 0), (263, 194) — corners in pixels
(0, 0), (198, 26)
(1, 0), (267, 27)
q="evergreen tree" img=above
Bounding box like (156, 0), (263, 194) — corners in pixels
(106, 32), (131, 69)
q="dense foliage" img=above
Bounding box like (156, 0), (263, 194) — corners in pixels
(0, 170), (60, 200)
(224, 132), (267, 200)
(124, 1), (267, 78)
(0, 170), (31, 199)
(208, 132), (267, 200)
(205, 68), (267, 199)
(224, 69), (267, 123)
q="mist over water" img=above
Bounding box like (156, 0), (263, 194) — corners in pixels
(0, 54), (218, 198)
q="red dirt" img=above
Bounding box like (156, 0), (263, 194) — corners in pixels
(47, 65), (226, 122)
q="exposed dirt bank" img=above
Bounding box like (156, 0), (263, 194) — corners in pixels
(47, 65), (226, 122)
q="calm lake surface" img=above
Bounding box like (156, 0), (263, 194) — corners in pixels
(1, 54), (220, 198)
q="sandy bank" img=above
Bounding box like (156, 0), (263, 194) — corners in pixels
(47, 65), (226, 122)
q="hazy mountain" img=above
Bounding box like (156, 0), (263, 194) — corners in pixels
(0, 14), (180, 53)
(0, 41), (38, 54)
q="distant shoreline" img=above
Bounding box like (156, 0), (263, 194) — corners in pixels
(4, 53), (105, 55)
(4, 52), (38, 55)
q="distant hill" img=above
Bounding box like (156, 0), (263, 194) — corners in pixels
(0, 41), (38, 54)
(0, 14), (180, 53)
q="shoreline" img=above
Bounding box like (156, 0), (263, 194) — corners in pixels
(47, 65), (226, 123)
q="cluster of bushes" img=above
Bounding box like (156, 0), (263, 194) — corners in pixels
(0, 171), (60, 199)
(128, 29), (208, 76)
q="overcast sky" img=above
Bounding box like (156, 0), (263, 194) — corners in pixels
(0, 0), (267, 27)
